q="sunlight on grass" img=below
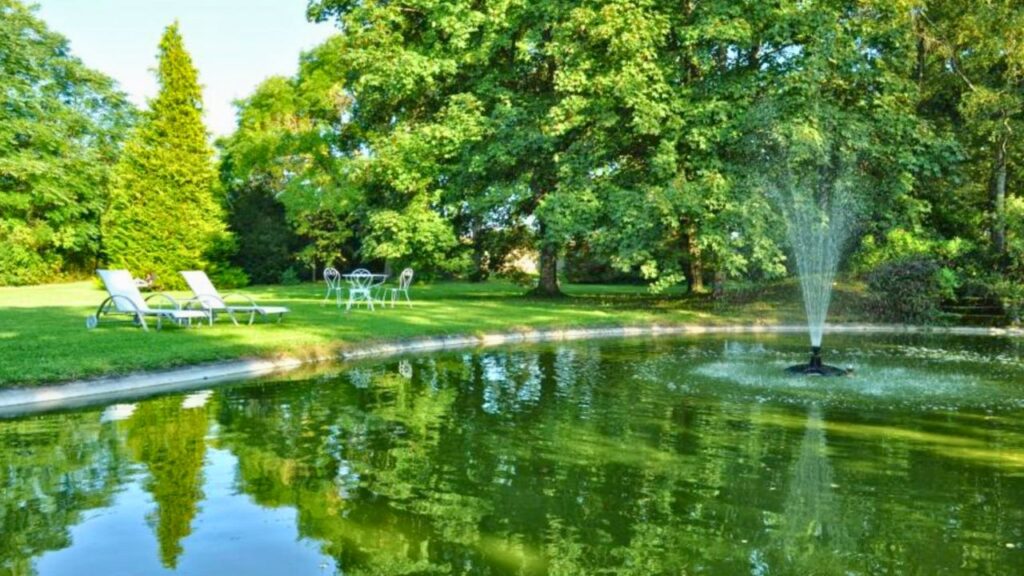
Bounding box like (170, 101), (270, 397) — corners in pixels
(0, 279), (837, 386)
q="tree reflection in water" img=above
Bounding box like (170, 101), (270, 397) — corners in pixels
(125, 395), (209, 568)
(1, 336), (1024, 574)
(0, 411), (130, 575)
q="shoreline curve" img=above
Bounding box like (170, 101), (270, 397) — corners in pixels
(2, 322), (1020, 416)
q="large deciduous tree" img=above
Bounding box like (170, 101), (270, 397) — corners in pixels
(0, 0), (132, 285)
(914, 0), (1024, 264)
(307, 0), (572, 294)
(102, 22), (230, 289)
(214, 0), (1012, 298)
(219, 39), (362, 281)
(304, 0), (939, 295)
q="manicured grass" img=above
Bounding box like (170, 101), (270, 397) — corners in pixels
(0, 278), (868, 387)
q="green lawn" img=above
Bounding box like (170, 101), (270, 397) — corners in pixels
(0, 279), (868, 387)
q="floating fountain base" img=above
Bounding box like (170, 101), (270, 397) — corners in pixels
(786, 346), (850, 377)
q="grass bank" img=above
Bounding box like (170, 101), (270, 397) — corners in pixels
(0, 279), (868, 387)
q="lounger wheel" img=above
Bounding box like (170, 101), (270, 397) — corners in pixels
(85, 315), (98, 329)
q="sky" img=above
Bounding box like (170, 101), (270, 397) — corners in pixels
(34, 0), (338, 137)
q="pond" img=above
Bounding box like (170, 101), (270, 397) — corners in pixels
(3, 333), (1024, 575)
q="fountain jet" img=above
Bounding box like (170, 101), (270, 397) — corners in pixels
(771, 140), (859, 377)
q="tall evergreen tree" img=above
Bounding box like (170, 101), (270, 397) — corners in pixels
(102, 22), (228, 288)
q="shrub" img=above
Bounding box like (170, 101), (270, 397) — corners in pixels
(865, 257), (951, 324)
(226, 180), (299, 285)
(207, 266), (249, 290)
(852, 228), (969, 275)
(280, 267), (301, 286)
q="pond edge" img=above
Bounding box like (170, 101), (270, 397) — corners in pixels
(2, 322), (1020, 415)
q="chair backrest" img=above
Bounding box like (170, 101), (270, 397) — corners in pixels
(97, 269), (149, 313)
(398, 267), (414, 290)
(180, 270), (224, 309)
(324, 267), (341, 289)
(349, 268), (373, 289)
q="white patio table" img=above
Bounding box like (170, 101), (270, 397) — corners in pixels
(342, 271), (388, 310)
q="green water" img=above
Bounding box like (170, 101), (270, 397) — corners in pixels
(3, 334), (1024, 575)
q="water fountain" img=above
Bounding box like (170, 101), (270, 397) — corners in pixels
(780, 178), (856, 376)
(765, 133), (859, 376)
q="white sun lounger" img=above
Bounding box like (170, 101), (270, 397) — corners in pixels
(180, 270), (289, 325)
(88, 269), (210, 331)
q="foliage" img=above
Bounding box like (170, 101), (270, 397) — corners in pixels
(0, 0), (133, 285)
(852, 228), (970, 274)
(990, 196), (1024, 323)
(218, 42), (365, 277)
(6, 0), (1024, 303)
(225, 178), (299, 285)
(1003, 197), (1024, 281)
(280, 267), (302, 286)
(101, 23), (235, 290)
(914, 1), (1024, 261)
(564, 242), (638, 284)
(361, 202), (469, 276)
(300, 0), (955, 297)
(865, 258), (951, 324)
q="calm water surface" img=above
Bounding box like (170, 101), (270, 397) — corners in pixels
(3, 334), (1024, 575)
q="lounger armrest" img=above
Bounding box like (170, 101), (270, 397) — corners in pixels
(221, 293), (259, 307)
(186, 293), (228, 310)
(107, 294), (143, 313)
(144, 292), (181, 310)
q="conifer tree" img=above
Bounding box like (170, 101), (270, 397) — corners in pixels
(102, 22), (228, 288)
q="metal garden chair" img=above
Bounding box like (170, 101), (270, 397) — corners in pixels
(323, 267), (343, 307)
(387, 267), (414, 308)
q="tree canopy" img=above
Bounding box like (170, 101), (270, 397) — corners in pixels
(5, 0), (1022, 308)
(0, 0), (133, 285)
(258, 0), (974, 295)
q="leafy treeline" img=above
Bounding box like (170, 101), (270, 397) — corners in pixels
(4, 0), (1022, 303)
(221, 0), (1021, 300)
(0, 0), (132, 285)
(1, 4), (236, 289)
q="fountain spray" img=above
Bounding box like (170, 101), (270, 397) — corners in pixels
(765, 132), (860, 376)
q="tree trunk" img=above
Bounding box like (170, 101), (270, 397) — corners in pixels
(469, 225), (489, 282)
(533, 242), (562, 297)
(913, 10), (926, 85)
(688, 254), (705, 294)
(527, 167), (561, 297)
(683, 223), (705, 293)
(712, 268), (726, 300)
(990, 136), (1008, 259)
